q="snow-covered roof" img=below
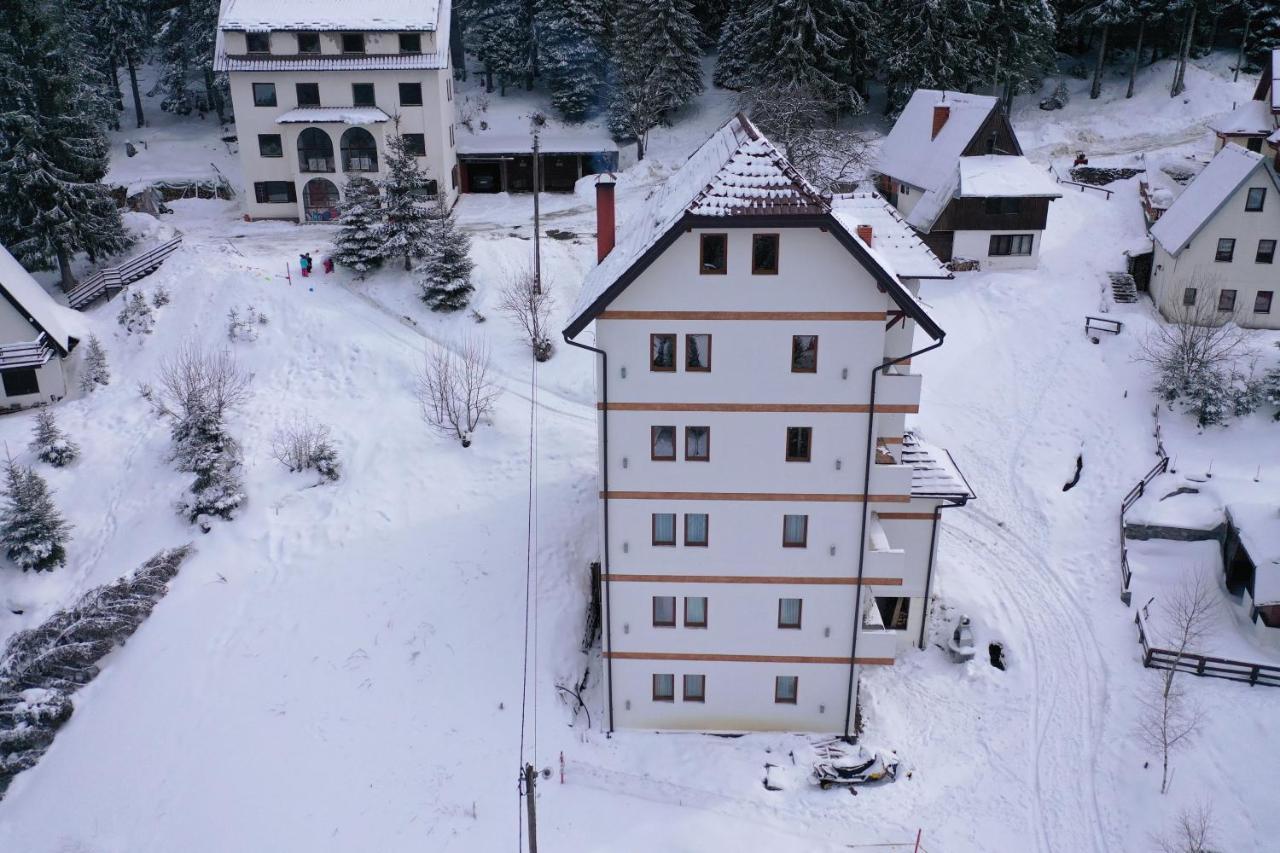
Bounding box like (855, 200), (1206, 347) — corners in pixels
(875, 90), (999, 194)
(1150, 145), (1279, 255)
(564, 114), (943, 340)
(1228, 503), (1280, 606)
(0, 244), (83, 355)
(831, 193), (951, 280)
(220, 0), (442, 31)
(901, 433), (975, 501)
(1211, 99), (1275, 136)
(276, 107), (390, 125)
(1270, 128), (1280, 145)
(958, 155), (1062, 198)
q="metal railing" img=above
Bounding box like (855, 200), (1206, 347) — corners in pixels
(1135, 610), (1280, 688)
(67, 233), (183, 310)
(1085, 315), (1123, 336)
(1118, 407), (1169, 605)
(1048, 164), (1114, 199)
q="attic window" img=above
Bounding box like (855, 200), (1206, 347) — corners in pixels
(752, 234), (779, 274)
(1246, 187), (1266, 212)
(399, 33), (422, 53)
(341, 33), (365, 54)
(297, 32), (320, 54)
(700, 234), (727, 274)
(246, 32), (271, 54)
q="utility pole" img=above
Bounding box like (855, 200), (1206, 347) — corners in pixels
(523, 763), (539, 853)
(530, 112), (545, 295)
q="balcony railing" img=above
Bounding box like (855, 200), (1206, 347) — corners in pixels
(299, 154), (335, 173)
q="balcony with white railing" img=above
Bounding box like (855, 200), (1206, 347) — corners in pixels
(863, 512), (905, 580)
(858, 601), (900, 661)
(877, 366), (922, 410)
(0, 334), (56, 370)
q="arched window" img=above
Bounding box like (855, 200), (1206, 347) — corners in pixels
(340, 127), (378, 172)
(303, 178), (340, 222)
(297, 128), (334, 173)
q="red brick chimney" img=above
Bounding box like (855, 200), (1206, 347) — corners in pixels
(855, 224), (873, 247)
(931, 105), (951, 139)
(596, 174), (616, 263)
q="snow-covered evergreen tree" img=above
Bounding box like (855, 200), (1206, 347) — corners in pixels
(0, 460), (72, 573)
(418, 198), (476, 312)
(155, 0), (226, 120)
(380, 132), (435, 271)
(95, 0), (152, 128)
(117, 291), (156, 335)
(172, 403), (246, 528)
(874, 0), (991, 112)
(466, 0), (534, 94)
(713, 0), (753, 89)
(79, 335), (110, 393)
(537, 0), (608, 120)
(609, 0), (705, 157)
(747, 0), (850, 105)
(983, 0), (1057, 107)
(29, 410), (79, 468)
(1073, 0), (1136, 99)
(333, 176), (385, 275)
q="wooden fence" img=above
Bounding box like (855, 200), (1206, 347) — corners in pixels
(1135, 611), (1280, 688)
(66, 233), (183, 310)
(1118, 407), (1169, 605)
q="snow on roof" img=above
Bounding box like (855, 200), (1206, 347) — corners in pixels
(1228, 503), (1280, 606)
(276, 107), (390, 124)
(901, 433), (975, 500)
(564, 115), (943, 340)
(220, 0), (442, 31)
(831, 193), (950, 280)
(0, 244), (83, 354)
(1150, 145), (1278, 255)
(1139, 152), (1206, 212)
(1211, 99), (1275, 136)
(958, 155), (1062, 198)
(875, 90), (998, 194)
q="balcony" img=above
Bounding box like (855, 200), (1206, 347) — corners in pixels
(877, 368), (922, 410)
(868, 462), (912, 497)
(858, 603), (900, 661)
(863, 513), (905, 579)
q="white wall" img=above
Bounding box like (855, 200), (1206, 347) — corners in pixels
(952, 228), (1044, 270)
(1148, 172), (1280, 331)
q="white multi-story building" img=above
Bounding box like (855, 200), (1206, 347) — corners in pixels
(214, 0), (459, 222)
(564, 115), (973, 734)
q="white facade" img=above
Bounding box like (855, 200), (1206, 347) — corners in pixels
(215, 0), (458, 222)
(567, 117), (970, 734)
(0, 245), (79, 410)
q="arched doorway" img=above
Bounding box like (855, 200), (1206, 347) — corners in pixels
(341, 127), (378, 172)
(303, 178), (340, 222)
(297, 128), (334, 173)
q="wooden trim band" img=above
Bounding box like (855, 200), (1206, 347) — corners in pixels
(606, 651), (895, 666)
(598, 403), (919, 414)
(597, 311), (888, 321)
(602, 491), (911, 503)
(876, 512), (939, 520)
(880, 436), (904, 444)
(606, 573), (903, 586)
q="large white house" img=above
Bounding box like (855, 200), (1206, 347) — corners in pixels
(0, 245), (82, 410)
(214, 0), (459, 222)
(874, 90), (1060, 270)
(1148, 144), (1280, 330)
(564, 115), (973, 734)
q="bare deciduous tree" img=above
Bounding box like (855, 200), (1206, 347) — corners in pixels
(497, 267), (554, 362)
(271, 417), (341, 482)
(1154, 801), (1218, 853)
(740, 82), (870, 193)
(418, 336), (500, 448)
(150, 344), (252, 425)
(1138, 573), (1217, 795)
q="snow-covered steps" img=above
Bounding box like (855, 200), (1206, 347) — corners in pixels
(1108, 272), (1139, 304)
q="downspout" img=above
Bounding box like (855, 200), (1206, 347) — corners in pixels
(564, 333), (615, 734)
(842, 334), (945, 740)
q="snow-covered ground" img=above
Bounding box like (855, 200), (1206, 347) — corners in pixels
(1, 53), (1278, 852)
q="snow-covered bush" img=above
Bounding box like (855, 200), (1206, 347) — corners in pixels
(1263, 367), (1280, 420)
(29, 409), (79, 468)
(271, 418), (341, 482)
(497, 267), (554, 361)
(152, 285), (171, 308)
(418, 336), (500, 448)
(227, 306), (269, 343)
(79, 335), (110, 393)
(116, 291), (155, 335)
(418, 197), (475, 312)
(0, 459), (72, 573)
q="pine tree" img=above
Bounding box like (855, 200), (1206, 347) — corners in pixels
(117, 291), (156, 335)
(80, 335), (111, 393)
(96, 0), (152, 128)
(467, 0), (535, 94)
(537, 0), (608, 121)
(609, 0), (705, 158)
(983, 0), (1057, 107)
(418, 198), (476, 311)
(746, 0), (850, 105)
(29, 410), (80, 468)
(874, 0), (992, 113)
(0, 0), (132, 288)
(1073, 0), (1136, 99)
(713, 0), (753, 89)
(380, 132), (435, 271)
(0, 459), (72, 573)
(1249, 1), (1280, 61)
(156, 0), (226, 120)
(333, 176), (385, 275)
(173, 404), (245, 528)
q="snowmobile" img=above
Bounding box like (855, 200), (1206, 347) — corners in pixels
(812, 743), (899, 790)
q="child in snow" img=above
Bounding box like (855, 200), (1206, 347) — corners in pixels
(323, 257), (334, 274)
(299, 254), (310, 277)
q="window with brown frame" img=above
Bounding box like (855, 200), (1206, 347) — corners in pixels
(778, 598), (802, 629)
(684, 514), (708, 547)
(653, 673), (675, 701)
(652, 595), (676, 627)
(652, 513), (676, 546)
(650, 334), (676, 371)
(684, 596), (708, 628)
(685, 334), (711, 371)
(683, 674), (706, 702)
(651, 426), (676, 461)
(685, 426), (710, 461)
(785, 427), (812, 462)
(775, 675), (798, 704)
(700, 233), (727, 274)
(791, 335), (818, 372)
(752, 234), (779, 274)
(782, 514), (808, 548)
